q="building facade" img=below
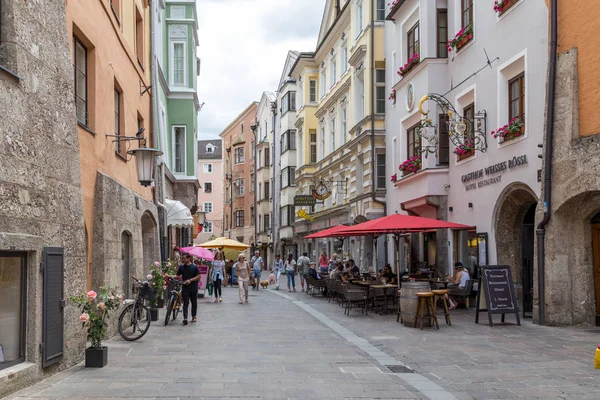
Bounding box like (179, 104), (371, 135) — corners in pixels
(539, 0), (600, 326)
(195, 139), (224, 244)
(152, 0), (201, 256)
(291, 0), (387, 268)
(221, 103), (258, 247)
(385, 0), (548, 319)
(0, 0), (87, 395)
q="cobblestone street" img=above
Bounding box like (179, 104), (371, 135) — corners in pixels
(5, 283), (600, 400)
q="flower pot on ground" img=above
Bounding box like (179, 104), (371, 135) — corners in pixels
(85, 346), (108, 368)
(148, 262), (165, 309)
(156, 296), (165, 309)
(149, 308), (159, 321)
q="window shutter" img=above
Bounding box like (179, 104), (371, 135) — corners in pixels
(42, 247), (65, 368)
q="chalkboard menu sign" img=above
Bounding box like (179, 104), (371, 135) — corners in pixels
(475, 265), (521, 326)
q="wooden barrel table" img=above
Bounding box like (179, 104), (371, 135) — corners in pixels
(400, 281), (432, 327)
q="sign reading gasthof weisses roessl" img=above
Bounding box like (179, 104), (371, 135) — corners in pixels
(461, 155), (528, 191)
(294, 195), (316, 207)
(475, 265), (521, 326)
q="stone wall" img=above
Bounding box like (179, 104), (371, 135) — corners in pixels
(0, 0), (87, 396)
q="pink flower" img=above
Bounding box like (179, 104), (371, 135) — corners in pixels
(147, 273), (153, 280)
(154, 261), (161, 267)
(118, 294), (124, 302)
(80, 313), (90, 323)
(98, 302), (106, 310)
(87, 290), (97, 302)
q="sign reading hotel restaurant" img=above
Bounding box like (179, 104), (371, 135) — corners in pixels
(475, 265), (521, 326)
(461, 155), (528, 191)
(294, 195), (317, 207)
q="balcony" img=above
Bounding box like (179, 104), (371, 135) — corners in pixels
(392, 166), (449, 208)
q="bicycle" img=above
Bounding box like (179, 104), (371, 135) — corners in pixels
(164, 277), (183, 326)
(117, 277), (154, 341)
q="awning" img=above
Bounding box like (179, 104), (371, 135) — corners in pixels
(303, 225), (350, 239)
(336, 214), (473, 237)
(165, 198), (193, 227)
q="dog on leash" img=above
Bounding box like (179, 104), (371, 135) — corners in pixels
(260, 280), (269, 289)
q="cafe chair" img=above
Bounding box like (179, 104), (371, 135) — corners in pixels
(413, 292), (439, 330)
(396, 289), (403, 323)
(448, 280), (473, 310)
(431, 289), (452, 326)
(341, 284), (368, 316)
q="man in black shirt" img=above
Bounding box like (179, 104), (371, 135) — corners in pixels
(177, 253), (201, 325)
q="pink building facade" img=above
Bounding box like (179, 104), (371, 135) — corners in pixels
(195, 139), (224, 243)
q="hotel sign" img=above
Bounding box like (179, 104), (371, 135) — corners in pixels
(461, 155), (528, 191)
(294, 195), (317, 206)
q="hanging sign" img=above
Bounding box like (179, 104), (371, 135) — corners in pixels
(475, 265), (521, 326)
(294, 195), (316, 206)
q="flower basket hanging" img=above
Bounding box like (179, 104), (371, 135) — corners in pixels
(388, 89), (396, 104)
(447, 25), (473, 52)
(390, 173), (398, 182)
(397, 54), (420, 77)
(491, 118), (524, 143)
(399, 155), (422, 176)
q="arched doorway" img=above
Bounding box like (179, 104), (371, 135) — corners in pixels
(121, 231), (132, 298)
(494, 183), (538, 318)
(141, 212), (158, 268)
(592, 212), (600, 326)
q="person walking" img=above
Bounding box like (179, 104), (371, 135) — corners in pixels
(176, 253), (201, 325)
(272, 254), (284, 290)
(250, 250), (264, 290)
(296, 252), (311, 292)
(319, 251), (329, 274)
(211, 252), (225, 303)
(235, 253), (251, 304)
(285, 253), (297, 292)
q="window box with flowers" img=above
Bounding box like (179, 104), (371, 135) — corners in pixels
(494, 0), (518, 16)
(399, 155), (422, 176)
(388, 89), (396, 104)
(454, 138), (476, 160)
(397, 54), (420, 78)
(491, 118), (524, 143)
(447, 25), (473, 53)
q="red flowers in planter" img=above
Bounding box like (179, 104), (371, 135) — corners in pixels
(388, 0), (401, 8)
(388, 89), (396, 103)
(397, 54), (420, 77)
(390, 173), (398, 182)
(491, 118), (524, 142)
(399, 155), (421, 176)
(447, 25), (473, 52)
(454, 139), (475, 157)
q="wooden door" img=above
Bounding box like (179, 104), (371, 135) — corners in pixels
(592, 224), (600, 326)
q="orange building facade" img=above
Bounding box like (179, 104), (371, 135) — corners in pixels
(220, 103), (257, 248)
(66, 0), (160, 294)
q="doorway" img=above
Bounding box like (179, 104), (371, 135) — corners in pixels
(521, 204), (536, 319)
(591, 212), (600, 326)
(121, 231), (132, 298)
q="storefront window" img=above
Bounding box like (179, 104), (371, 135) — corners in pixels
(453, 229), (478, 278)
(0, 253), (26, 370)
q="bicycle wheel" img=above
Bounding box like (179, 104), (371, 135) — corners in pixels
(118, 303), (151, 341)
(173, 296), (181, 320)
(164, 295), (174, 326)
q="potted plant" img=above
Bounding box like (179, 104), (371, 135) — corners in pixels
(447, 25), (473, 52)
(70, 288), (123, 368)
(388, 89), (396, 104)
(454, 138), (475, 157)
(398, 155), (422, 176)
(390, 173), (398, 183)
(148, 262), (166, 321)
(491, 118), (524, 142)
(494, 0), (516, 15)
(397, 54), (420, 78)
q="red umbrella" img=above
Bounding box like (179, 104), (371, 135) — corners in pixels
(303, 225), (350, 239)
(336, 214), (472, 237)
(179, 246), (215, 261)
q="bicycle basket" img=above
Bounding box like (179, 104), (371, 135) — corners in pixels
(139, 283), (157, 302)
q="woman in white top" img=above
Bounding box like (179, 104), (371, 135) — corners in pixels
(211, 252), (225, 303)
(448, 262), (471, 309)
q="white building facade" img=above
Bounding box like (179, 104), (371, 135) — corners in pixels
(385, 0), (548, 318)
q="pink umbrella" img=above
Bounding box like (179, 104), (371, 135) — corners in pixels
(180, 246), (215, 261)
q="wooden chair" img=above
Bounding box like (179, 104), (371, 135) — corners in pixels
(413, 292), (439, 330)
(341, 284), (368, 316)
(432, 289), (451, 326)
(449, 280), (473, 309)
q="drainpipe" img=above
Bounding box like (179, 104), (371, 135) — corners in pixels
(150, 1), (168, 262)
(369, 0), (388, 268)
(271, 102), (278, 262)
(536, 0), (557, 326)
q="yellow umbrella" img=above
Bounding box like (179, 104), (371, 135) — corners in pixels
(197, 237), (250, 251)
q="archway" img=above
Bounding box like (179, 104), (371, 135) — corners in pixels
(121, 231), (132, 298)
(592, 211), (600, 326)
(493, 183), (538, 318)
(141, 212), (158, 268)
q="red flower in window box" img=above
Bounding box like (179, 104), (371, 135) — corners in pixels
(390, 173), (398, 182)
(454, 139), (475, 157)
(399, 155), (422, 176)
(388, 89), (396, 103)
(397, 54), (420, 77)
(494, 0), (517, 15)
(447, 25), (473, 53)
(491, 118), (524, 142)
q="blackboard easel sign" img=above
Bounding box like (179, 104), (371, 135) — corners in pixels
(475, 265), (521, 326)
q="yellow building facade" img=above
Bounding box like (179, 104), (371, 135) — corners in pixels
(290, 0), (387, 268)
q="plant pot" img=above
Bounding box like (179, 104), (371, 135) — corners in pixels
(498, 0), (516, 16)
(456, 36), (471, 50)
(150, 308), (159, 321)
(85, 346), (108, 368)
(156, 297), (165, 309)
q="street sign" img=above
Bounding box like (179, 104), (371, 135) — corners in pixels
(294, 195), (316, 206)
(475, 265), (521, 326)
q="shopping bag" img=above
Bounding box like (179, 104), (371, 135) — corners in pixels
(269, 273), (275, 284)
(207, 281), (213, 296)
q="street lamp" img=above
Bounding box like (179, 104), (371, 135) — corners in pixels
(128, 147), (163, 187)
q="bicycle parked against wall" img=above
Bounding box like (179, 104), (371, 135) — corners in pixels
(164, 277), (183, 326)
(117, 277), (154, 341)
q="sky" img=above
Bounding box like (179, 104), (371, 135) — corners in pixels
(196, 0), (325, 140)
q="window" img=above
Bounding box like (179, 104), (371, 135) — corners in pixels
(460, 103), (475, 159)
(203, 202), (213, 213)
(203, 163), (213, 173)
(509, 73), (525, 126)
(250, 173), (255, 192)
(172, 42), (185, 86)
(234, 178), (244, 196)
(74, 37), (88, 126)
(438, 114), (450, 165)
(174, 127), (186, 173)
(310, 130), (317, 164)
(437, 9), (448, 58)
(355, 1), (364, 37)
(407, 22), (420, 60)
(234, 147), (244, 164)
(235, 210), (244, 227)
(258, 182), (262, 201)
(281, 205), (295, 227)
(264, 181), (270, 200)
(135, 8), (144, 68)
(309, 80), (317, 102)
(206, 144), (214, 153)
(407, 123), (422, 160)
(376, 154), (386, 189)
(250, 206), (255, 226)
(281, 130), (296, 153)
(258, 149), (262, 168)
(110, 0), (121, 21)
(282, 92), (296, 114)
(250, 140), (254, 159)
(281, 167), (296, 188)
(330, 56), (337, 87)
(462, 0), (473, 29)
(204, 222), (213, 233)
(114, 88), (124, 155)
(376, 69), (385, 114)
(376, 0), (386, 20)
(263, 213), (270, 231)
(330, 117), (336, 152)
(341, 42), (348, 74)
(319, 126), (325, 161)
(320, 67), (327, 98)
(340, 107), (347, 145)
(171, 6), (185, 18)
(298, 131), (304, 165)
(203, 182), (213, 193)
(264, 147), (270, 167)
(0, 253), (26, 370)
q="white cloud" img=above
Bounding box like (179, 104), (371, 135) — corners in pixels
(196, 0), (324, 139)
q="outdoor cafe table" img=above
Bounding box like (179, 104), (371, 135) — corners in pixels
(369, 284), (397, 315)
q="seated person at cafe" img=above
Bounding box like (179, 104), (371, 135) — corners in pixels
(330, 263), (343, 280)
(377, 264), (397, 284)
(308, 262), (321, 280)
(348, 259), (360, 277)
(447, 262), (470, 310)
